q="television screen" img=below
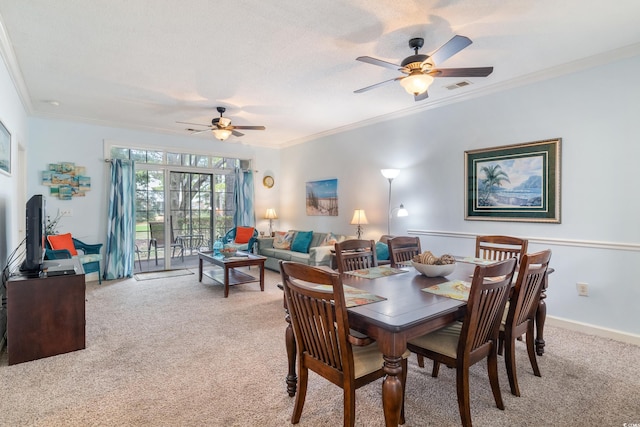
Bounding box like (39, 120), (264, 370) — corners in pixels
(20, 194), (46, 276)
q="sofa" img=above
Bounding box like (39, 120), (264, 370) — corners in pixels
(256, 230), (346, 271)
(256, 230), (393, 272)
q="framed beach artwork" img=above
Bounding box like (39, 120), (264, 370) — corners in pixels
(306, 178), (338, 216)
(465, 138), (561, 223)
(0, 119), (10, 176)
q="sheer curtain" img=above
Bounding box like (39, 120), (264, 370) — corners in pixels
(104, 159), (136, 280)
(233, 167), (255, 227)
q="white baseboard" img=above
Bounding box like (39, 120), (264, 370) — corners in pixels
(547, 316), (640, 346)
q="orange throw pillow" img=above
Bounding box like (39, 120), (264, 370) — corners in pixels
(47, 233), (78, 256)
(234, 226), (255, 244)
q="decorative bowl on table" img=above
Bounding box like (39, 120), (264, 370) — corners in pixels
(413, 261), (456, 277)
(219, 247), (238, 258)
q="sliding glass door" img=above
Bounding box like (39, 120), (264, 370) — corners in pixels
(169, 171), (213, 257)
(110, 145), (246, 272)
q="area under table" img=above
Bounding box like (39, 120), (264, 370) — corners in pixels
(198, 250), (266, 298)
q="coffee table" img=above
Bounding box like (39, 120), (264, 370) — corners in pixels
(198, 251), (266, 298)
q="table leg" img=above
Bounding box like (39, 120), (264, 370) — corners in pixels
(535, 273), (549, 356)
(224, 266), (230, 298)
(278, 283), (297, 396)
(259, 263), (265, 292)
(198, 257), (203, 282)
(382, 355), (404, 427)
(285, 309), (297, 397)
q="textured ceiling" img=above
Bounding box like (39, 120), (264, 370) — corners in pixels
(1, 0), (640, 148)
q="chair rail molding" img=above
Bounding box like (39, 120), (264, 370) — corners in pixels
(408, 230), (640, 253)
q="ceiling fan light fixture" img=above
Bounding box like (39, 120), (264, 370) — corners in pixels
(400, 72), (434, 96)
(212, 128), (232, 141)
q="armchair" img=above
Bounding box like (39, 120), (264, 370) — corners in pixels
(222, 226), (258, 253)
(46, 233), (104, 284)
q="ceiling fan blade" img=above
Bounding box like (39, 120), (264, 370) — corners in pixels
(429, 35), (472, 65)
(414, 91), (429, 102)
(354, 77), (403, 94)
(429, 67), (494, 77)
(356, 56), (403, 71)
(186, 128), (211, 135)
(177, 120), (209, 126)
(231, 125), (266, 130)
(231, 130), (245, 137)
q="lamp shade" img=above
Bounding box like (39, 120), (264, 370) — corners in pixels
(396, 204), (409, 217)
(212, 128), (232, 141)
(350, 209), (369, 225)
(399, 72), (434, 95)
(264, 208), (278, 219)
(380, 169), (400, 180)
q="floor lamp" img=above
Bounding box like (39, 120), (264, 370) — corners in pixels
(381, 169), (400, 234)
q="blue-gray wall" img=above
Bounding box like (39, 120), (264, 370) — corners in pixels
(279, 54), (640, 340)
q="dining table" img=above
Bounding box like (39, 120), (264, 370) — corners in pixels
(280, 258), (551, 427)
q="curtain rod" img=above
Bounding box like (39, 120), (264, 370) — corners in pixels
(103, 159), (257, 172)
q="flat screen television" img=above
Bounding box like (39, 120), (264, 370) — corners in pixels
(20, 194), (46, 277)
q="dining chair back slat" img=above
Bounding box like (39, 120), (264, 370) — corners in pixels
(476, 235), (528, 264)
(387, 236), (421, 268)
(334, 239), (378, 273)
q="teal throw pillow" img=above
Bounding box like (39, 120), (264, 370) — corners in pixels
(291, 230), (314, 253)
(375, 241), (389, 261)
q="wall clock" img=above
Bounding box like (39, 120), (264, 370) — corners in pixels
(263, 175), (274, 188)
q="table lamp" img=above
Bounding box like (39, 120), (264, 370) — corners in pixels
(350, 209), (369, 239)
(264, 208), (278, 237)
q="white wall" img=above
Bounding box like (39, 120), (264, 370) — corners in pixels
(279, 54), (640, 338)
(0, 49), (28, 264)
(26, 118), (281, 245)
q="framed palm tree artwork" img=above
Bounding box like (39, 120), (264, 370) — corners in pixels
(465, 138), (561, 223)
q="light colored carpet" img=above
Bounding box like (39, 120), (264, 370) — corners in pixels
(134, 269), (194, 281)
(1, 268), (639, 426)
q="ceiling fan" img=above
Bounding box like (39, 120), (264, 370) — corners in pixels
(354, 35), (493, 101)
(178, 106), (266, 141)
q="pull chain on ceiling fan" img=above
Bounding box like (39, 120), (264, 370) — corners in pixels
(177, 107), (266, 141)
(355, 35), (494, 102)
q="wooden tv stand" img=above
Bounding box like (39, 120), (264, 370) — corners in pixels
(7, 259), (85, 365)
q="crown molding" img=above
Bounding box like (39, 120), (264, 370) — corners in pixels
(0, 14), (33, 114)
(282, 42), (640, 148)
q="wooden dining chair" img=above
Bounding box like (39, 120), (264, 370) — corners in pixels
(334, 239), (378, 274)
(498, 249), (552, 397)
(387, 236), (421, 268)
(407, 257), (517, 427)
(476, 235), (528, 264)
(279, 261), (407, 427)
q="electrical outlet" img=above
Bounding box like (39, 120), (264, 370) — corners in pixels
(59, 208), (73, 217)
(576, 282), (589, 297)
